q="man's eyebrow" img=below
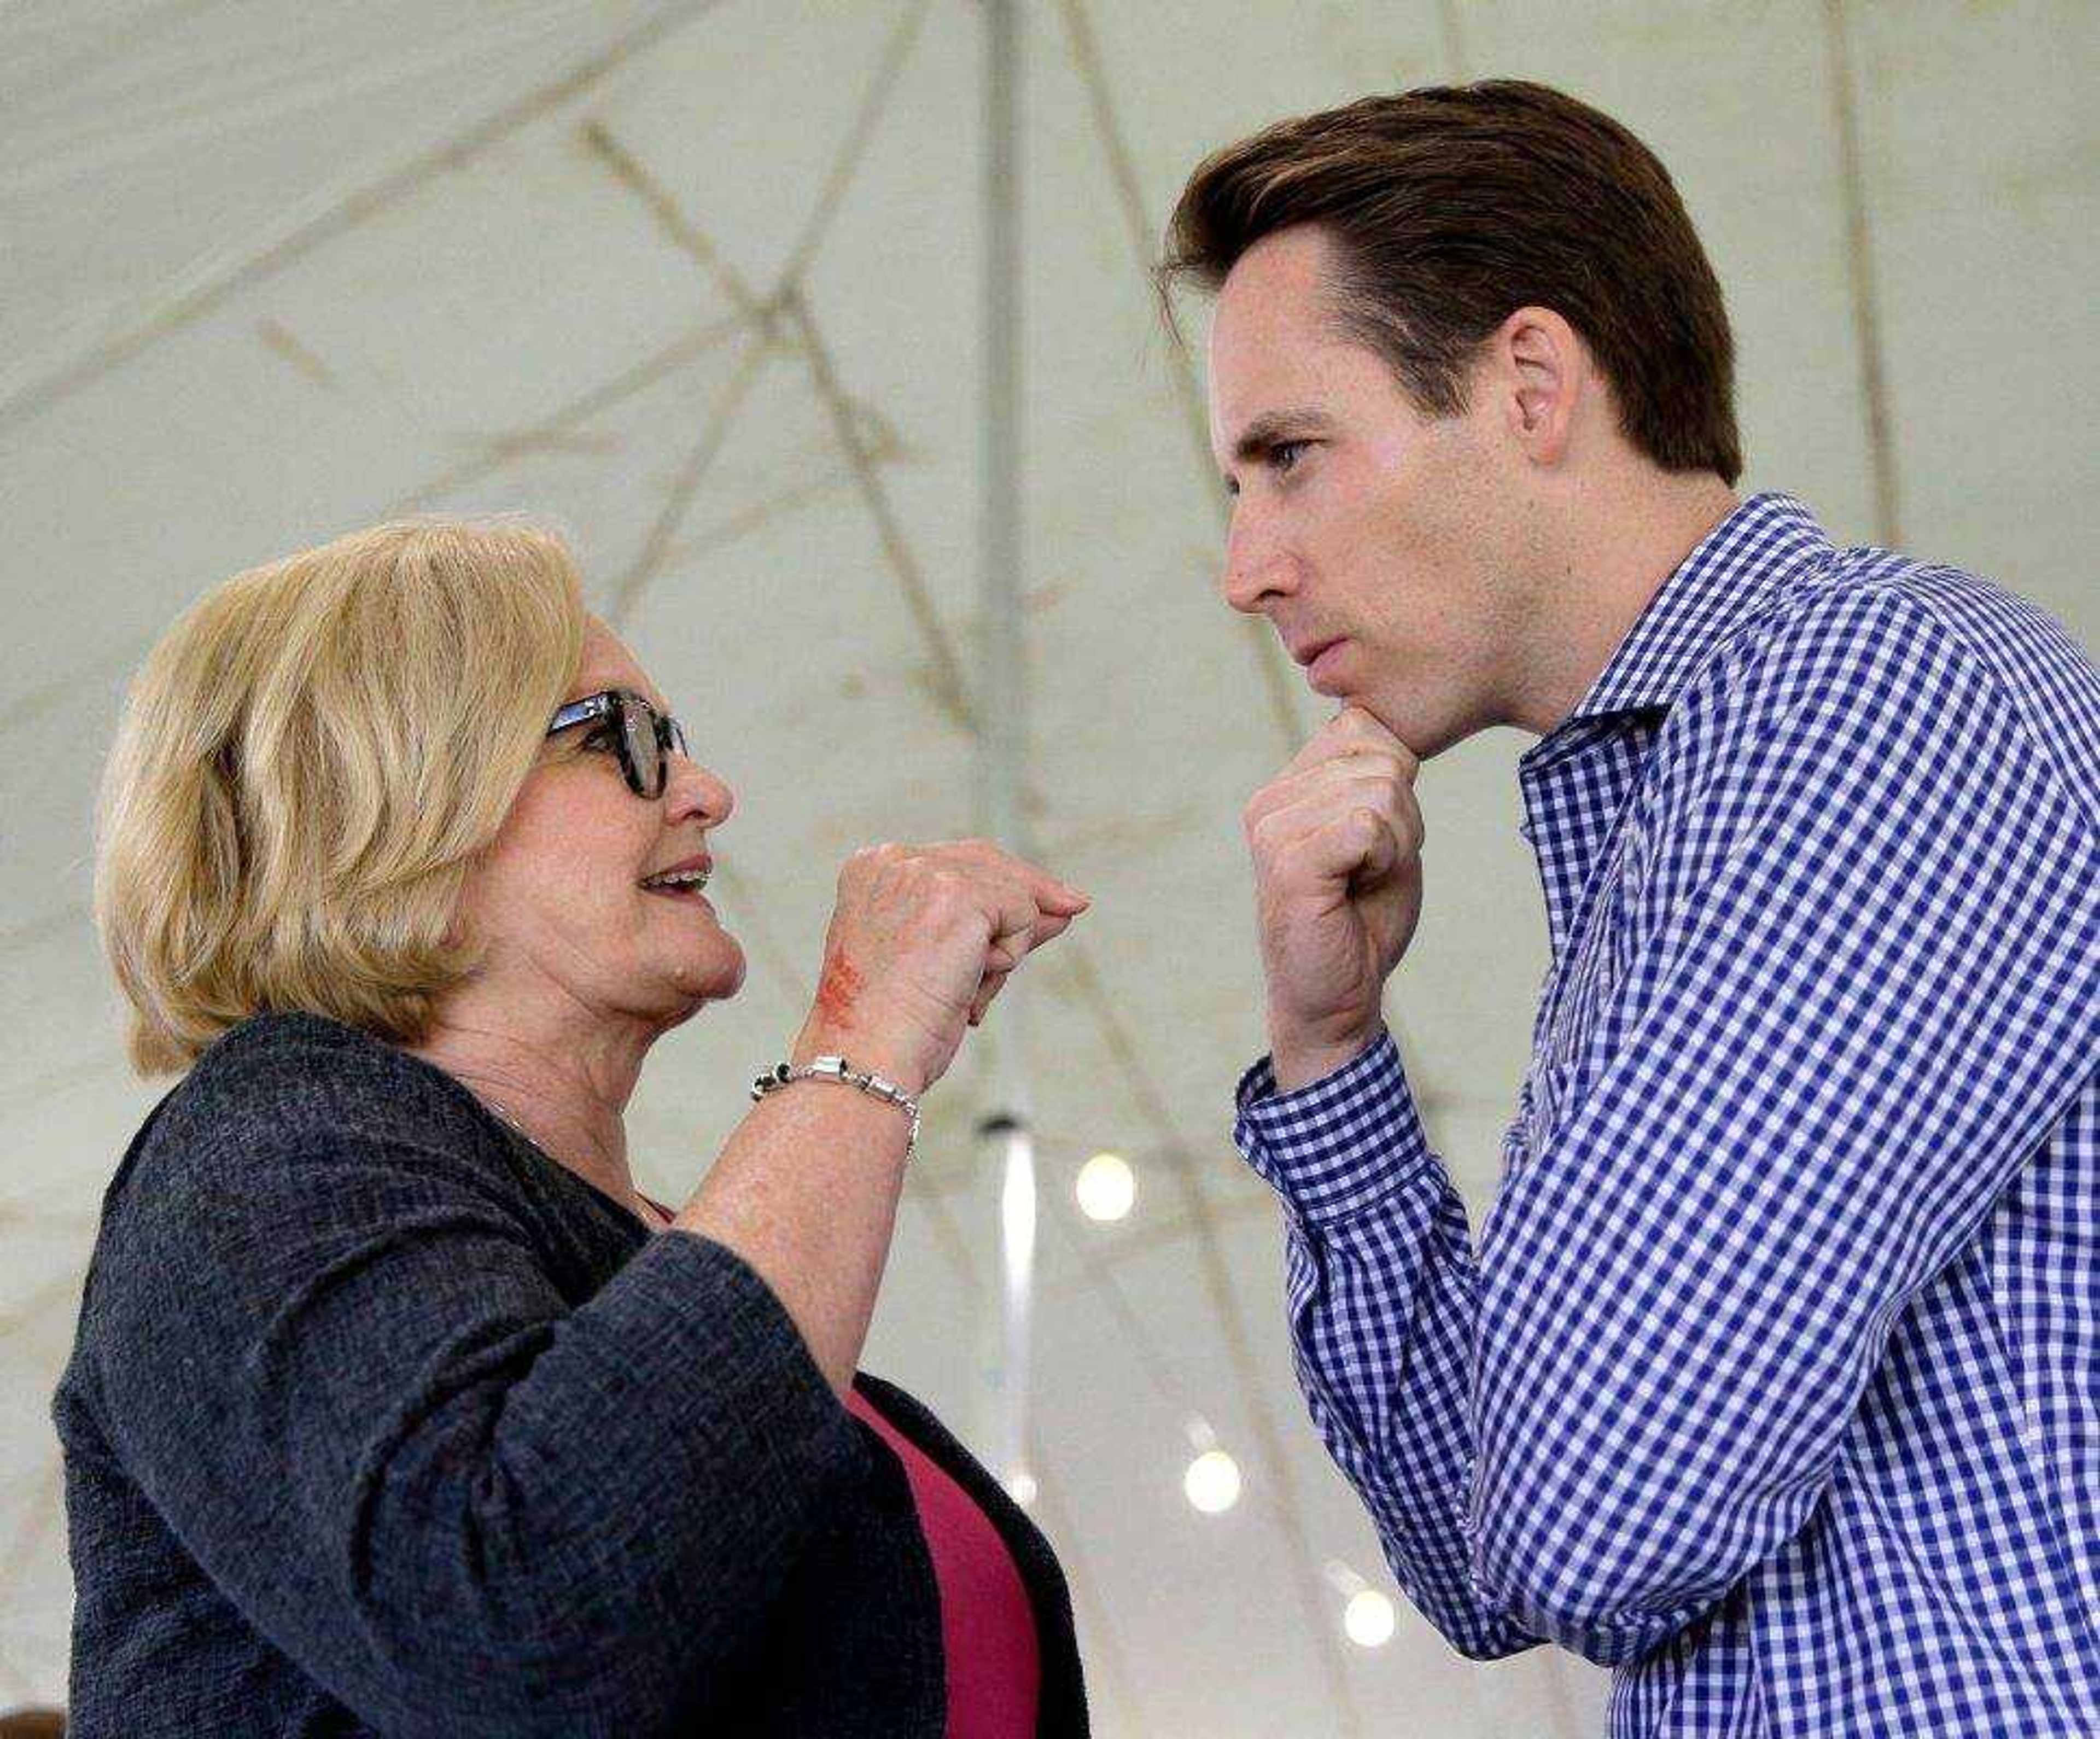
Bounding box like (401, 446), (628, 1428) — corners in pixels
(1229, 408), (1337, 465)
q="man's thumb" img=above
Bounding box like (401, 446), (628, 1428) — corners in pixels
(1351, 808), (1400, 885)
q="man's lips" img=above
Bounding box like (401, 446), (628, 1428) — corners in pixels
(1290, 635), (1344, 667)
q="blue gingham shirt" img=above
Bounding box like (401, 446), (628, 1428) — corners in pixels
(1234, 496), (2099, 1736)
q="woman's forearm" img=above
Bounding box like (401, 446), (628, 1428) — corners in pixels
(674, 1080), (914, 1394)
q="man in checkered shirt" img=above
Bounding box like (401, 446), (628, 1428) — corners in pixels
(1160, 82), (2097, 1736)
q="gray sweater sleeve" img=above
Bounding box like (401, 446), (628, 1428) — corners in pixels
(80, 1035), (867, 1735)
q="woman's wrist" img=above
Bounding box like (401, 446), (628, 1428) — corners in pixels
(790, 1020), (928, 1098)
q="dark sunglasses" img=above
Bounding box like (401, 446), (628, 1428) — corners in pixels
(546, 688), (691, 799)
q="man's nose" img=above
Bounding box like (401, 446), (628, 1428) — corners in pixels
(1221, 504), (1293, 615)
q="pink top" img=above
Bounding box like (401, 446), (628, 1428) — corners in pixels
(641, 1201), (1040, 1733)
(846, 1387), (1041, 1738)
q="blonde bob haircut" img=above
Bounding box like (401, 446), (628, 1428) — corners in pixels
(97, 519), (587, 1075)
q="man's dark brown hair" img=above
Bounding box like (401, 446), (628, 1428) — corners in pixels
(1160, 80), (1742, 483)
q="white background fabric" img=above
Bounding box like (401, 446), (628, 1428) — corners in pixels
(1, 3), (2093, 1731)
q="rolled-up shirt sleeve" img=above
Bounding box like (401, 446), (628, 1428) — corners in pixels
(1236, 1035), (1544, 1661)
(84, 1105), (867, 1735)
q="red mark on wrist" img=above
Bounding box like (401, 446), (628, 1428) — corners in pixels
(814, 942), (864, 1026)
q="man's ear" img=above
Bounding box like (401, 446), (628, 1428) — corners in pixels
(1490, 306), (1586, 468)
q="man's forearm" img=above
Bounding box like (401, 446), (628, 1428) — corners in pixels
(1236, 1035), (1542, 1659)
(1286, 1181), (1543, 1660)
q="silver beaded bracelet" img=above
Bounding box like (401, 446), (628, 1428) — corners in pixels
(750, 1055), (922, 1160)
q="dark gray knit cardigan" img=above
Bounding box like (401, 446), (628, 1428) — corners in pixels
(52, 1011), (1087, 1736)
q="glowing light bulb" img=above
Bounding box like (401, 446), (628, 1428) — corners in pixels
(1005, 1469), (1038, 1507)
(1075, 1151), (1136, 1222)
(1343, 1588), (1396, 1648)
(1183, 1448), (1241, 1514)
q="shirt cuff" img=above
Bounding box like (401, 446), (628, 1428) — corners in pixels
(1233, 1029), (1434, 1223)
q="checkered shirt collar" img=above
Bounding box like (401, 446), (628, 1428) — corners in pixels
(1560, 491), (1835, 727)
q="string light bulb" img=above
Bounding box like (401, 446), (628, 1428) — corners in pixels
(1074, 1151), (1136, 1222)
(1183, 1447), (1242, 1514)
(1343, 1588), (1396, 1648)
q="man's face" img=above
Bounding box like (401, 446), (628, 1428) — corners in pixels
(1207, 225), (1532, 758)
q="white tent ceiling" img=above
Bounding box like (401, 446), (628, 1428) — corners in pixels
(2, 2), (2093, 1731)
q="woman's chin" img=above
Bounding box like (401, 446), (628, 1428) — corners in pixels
(711, 941), (748, 1000)
(642, 895), (746, 1000)
(671, 935), (746, 1007)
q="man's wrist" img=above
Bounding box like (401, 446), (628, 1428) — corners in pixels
(1235, 1028), (1430, 1223)
(1269, 1022), (1387, 1094)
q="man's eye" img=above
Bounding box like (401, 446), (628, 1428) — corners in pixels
(580, 727), (618, 753)
(1271, 440), (1309, 474)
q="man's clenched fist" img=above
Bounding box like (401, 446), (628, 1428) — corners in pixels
(1242, 707), (1424, 1091)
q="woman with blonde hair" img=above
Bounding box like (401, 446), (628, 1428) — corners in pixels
(54, 520), (1090, 1737)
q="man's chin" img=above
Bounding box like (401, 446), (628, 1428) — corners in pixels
(1404, 721), (1468, 761)
(1342, 691), (1449, 761)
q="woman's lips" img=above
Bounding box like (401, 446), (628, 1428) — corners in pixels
(644, 882), (714, 909)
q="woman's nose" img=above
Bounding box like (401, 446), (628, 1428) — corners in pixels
(664, 755), (734, 827)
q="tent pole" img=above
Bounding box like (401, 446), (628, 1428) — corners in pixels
(976, 0), (1035, 1499)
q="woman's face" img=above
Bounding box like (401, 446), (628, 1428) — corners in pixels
(454, 617), (745, 1030)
